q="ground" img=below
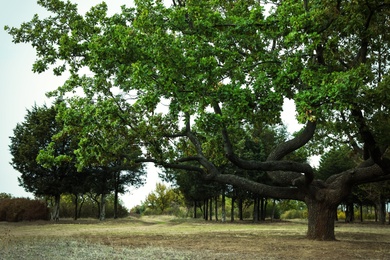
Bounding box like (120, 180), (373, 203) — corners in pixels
(1, 216), (390, 259)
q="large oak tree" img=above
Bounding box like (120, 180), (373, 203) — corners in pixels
(6, 0), (390, 240)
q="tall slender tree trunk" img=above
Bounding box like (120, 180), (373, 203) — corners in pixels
(260, 197), (265, 221)
(209, 198), (212, 220)
(51, 194), (60, 221)
(221, 190), (226, 222)
(214, 196), (218, 221)
(193, 201), (197, 218)
(231, 196), (235, 222)
(78, 195), (85, 219)
(100, 193), (106, 221)
(204, 199), (208, 220)
(73, 194), (78, 220)
(271, 199), (276, 222)
(306, 198), (337, 241)
(238, 198), (243, 220)
(114, 172), (119, 219)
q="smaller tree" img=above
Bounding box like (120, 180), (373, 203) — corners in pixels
(144, 183), (183, 214)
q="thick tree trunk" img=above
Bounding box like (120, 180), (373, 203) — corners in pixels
(306, 199), (337, 241)
(376, 199), (386, 224)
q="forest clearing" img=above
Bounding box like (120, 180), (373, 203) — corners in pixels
(1, 216), (389, 259)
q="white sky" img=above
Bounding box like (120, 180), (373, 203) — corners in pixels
(0, 0), (306, 211)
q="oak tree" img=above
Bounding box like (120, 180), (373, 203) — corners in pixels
(6, 0), (390, 240)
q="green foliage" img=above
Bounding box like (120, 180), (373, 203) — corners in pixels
(0, 193), (12, 200)
(9, 103), (80, 197)
(281, 209), (308, 220)
(317, 146), (358, 180)
(143, 183), (185, 215)
(0, 198), (49, 222)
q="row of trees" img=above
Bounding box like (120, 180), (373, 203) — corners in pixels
(6, 0), (390, 241)
(9, 103), (146, 220)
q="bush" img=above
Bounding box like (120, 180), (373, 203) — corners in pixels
(0, 198), (49, 222)
(280, 209), (308, 219)
(337, 211), (346, 220)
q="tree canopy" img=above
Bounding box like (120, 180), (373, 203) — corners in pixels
(6, 0), (390, 240)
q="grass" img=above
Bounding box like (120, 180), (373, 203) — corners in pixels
(1, 216), (390, 259)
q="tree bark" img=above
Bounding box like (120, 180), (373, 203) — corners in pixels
(376, 198), (386, 224)
(51, 194), (60, 221)
(306, 198), (337, 240)
(238, 198), (243, 221)
(73, 194), (78, 220)
(221, 190), (226, 222)
(193, 201), (197, 218)
(209, 198), (213, 221)
(100, 193), (106, 221)
(231, 196), (235, 222)
(214, 196), (218, 221)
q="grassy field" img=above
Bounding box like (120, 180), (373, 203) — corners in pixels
(1, 216), (390, 259)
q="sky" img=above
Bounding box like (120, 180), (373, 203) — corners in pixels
(0, 0), (306, 210)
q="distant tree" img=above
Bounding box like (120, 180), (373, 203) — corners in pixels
(0, 193), (12, 200)
(144, 183), (183, 214)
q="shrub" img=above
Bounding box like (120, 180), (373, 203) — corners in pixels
(0, 198), (49, 222)
(337, 211), (346, 220)
(280, 209), (308, 219)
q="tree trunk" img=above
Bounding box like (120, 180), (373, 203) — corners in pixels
(221, 190), (226, 222)
(376, 198), (386, 224)
(214, 196), (218, 221)
(238, 198), (243, 220)
(114, 172), (119, 219)
(193, 201), (197, 218)
(231, 196), (235, 222)
(51, 194), (60, 221)
(204, 199), (208, 220)
(209, 198), (212, 221)
(78, 195), (85, 219)
(271, 199), (276, 222)
(306, 199), (337, 241)
(114, 190), (118, 219)
(253, 195), (259, 222)
(260, 197), (265, 221)
(100, 193), (106, 221)
(345, 202), (354, 223)
(73, 194), (78, 220)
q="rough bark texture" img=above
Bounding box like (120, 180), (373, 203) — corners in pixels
(306, 198), (338, 241)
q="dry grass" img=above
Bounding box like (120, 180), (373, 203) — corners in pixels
(1, 216), (390, 259)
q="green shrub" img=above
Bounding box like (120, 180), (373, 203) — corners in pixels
(0, 198), (49, 222)
(280, 209), (308, 219)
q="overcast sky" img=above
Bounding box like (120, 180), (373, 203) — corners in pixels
(0, 0), (304, 210)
